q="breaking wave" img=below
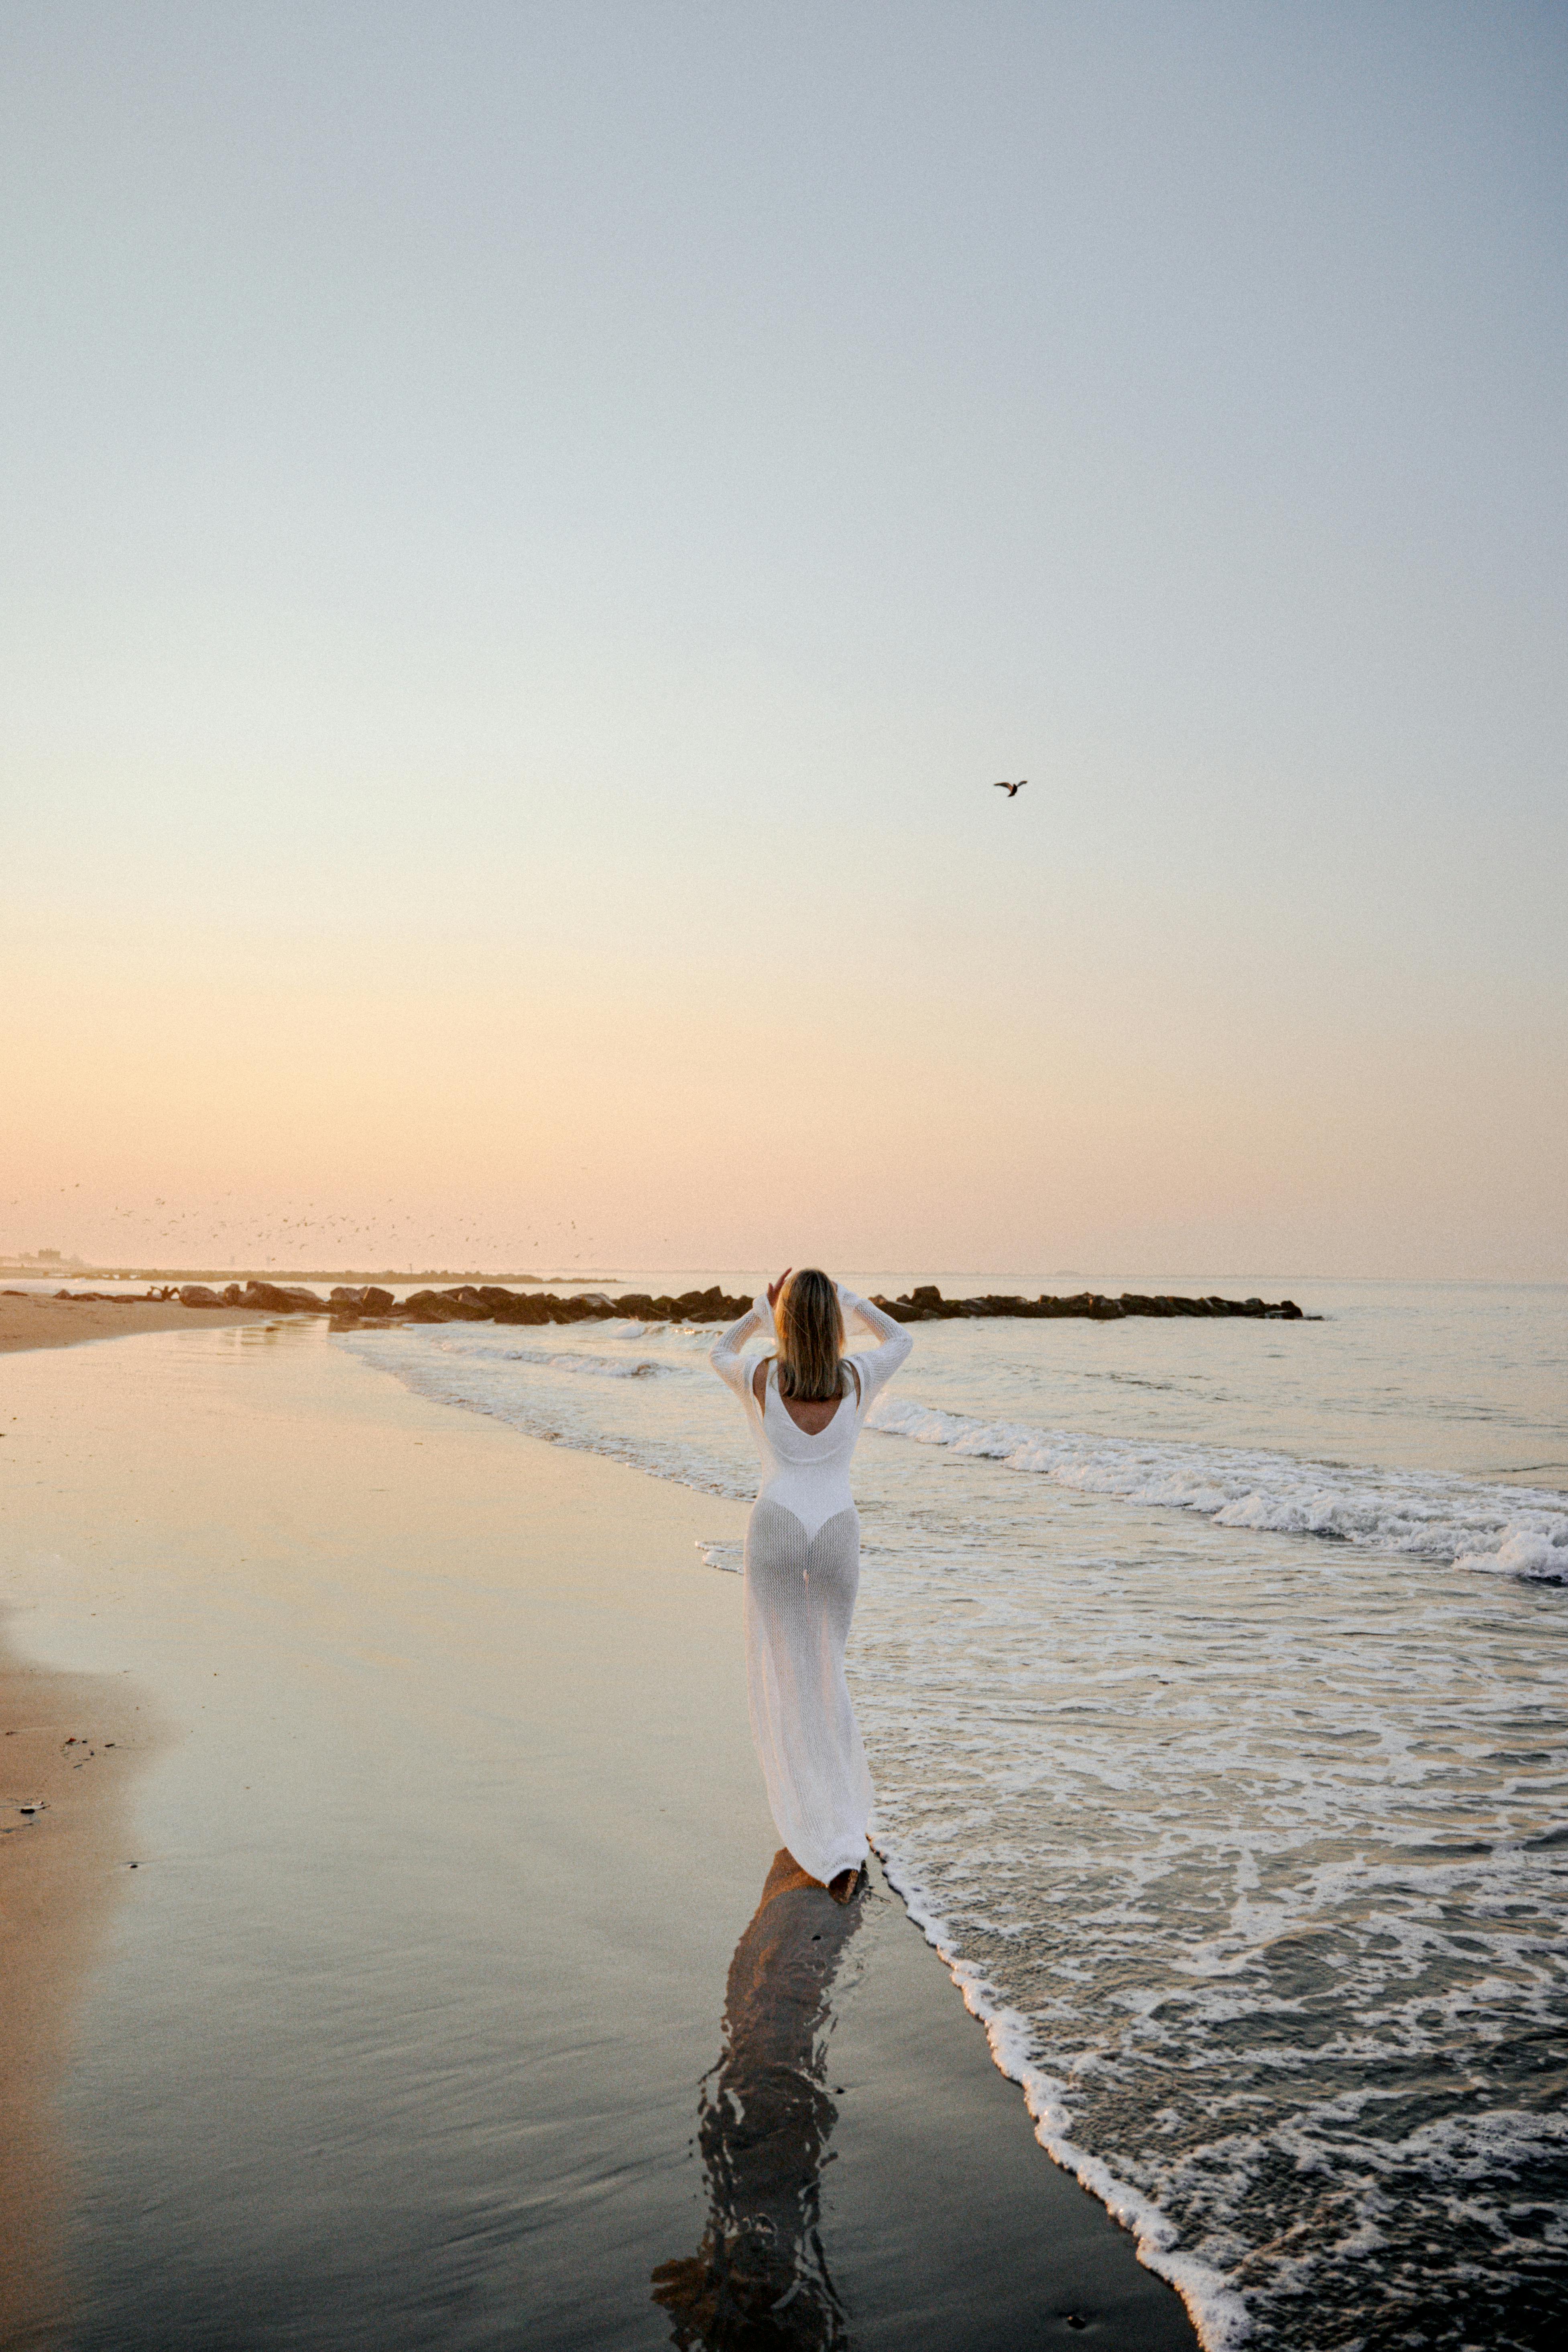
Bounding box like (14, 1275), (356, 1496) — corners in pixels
(866, 1394), (1568, 1583)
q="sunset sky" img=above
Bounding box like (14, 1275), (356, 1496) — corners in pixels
(4, 2), (1564, 1279)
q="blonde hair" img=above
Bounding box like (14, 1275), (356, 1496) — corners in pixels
(774, 1268), (846, 1403)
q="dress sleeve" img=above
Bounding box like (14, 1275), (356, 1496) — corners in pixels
(838, 1286), (913, 1403)
(710, 1295), (773, 1399)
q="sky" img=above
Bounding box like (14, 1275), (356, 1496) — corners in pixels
(3, 0), (1564, 1279)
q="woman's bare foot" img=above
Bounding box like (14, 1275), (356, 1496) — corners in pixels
(828, 1866), (861, 1906)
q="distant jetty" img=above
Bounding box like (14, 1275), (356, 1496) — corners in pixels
(40, 1281), (1308, 1324)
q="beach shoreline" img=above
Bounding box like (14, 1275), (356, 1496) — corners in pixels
(0, 1322), (1198, 2348)
(0, 1294), (270, 1356)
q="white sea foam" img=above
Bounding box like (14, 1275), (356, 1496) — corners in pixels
(484, 1338), (670, 1379)
(866, 1393), (1568, 1582)
(877, 1840), (1255, 2350)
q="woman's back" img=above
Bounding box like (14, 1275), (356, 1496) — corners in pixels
(754, 1356), (848, 1437)
(712, 1285), (911, 1536)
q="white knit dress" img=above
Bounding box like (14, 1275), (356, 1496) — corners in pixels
(710, 1289), (913, 1885)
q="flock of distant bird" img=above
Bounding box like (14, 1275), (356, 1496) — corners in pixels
(9, 1184), (580, 1266)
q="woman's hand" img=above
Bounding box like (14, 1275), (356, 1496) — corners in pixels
(766, 1268), (792, 1312)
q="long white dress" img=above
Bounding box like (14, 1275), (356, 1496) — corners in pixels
(710, 1290), (913, 1885)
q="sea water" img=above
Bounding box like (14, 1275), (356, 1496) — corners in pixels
(339, 1276), (1567, 2352)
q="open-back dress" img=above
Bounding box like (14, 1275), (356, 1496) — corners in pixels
(709, 1290), (913, 1885)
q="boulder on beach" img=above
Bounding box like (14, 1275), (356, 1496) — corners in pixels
(176, 1285), (224, 1308)
(239, 1281), (327, 1313)
(401, 1289), (490, 1322)
(329, 1285), (396, 1315)
(490, 1292), (551, 1324)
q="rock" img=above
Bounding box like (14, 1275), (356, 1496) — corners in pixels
(239, 1281), (327, 1313)
(362, 1277), (1307, 1330)
(558, 1295), (606, 1321)
(449, 1286), (511, 1314)
(401, 1289), (489, 1322)
(877, 1284), (1311, 1325)
(176, 1285), (224, 1307)
(491, 1293), (551, 1324)
(673, 1288), (724, 1318)
(241, 1281), (300, 1311)
(889, 1285), (973, 1321)
(471, 1286), (528, 1313)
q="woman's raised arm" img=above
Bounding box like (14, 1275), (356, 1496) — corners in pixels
(836, 1285), (913, 1398)
(709, 1294), (773, 1397)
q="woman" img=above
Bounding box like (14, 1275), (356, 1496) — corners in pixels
(710, 1268), (913, 1904)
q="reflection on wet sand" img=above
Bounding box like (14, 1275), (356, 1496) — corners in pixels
(0, 1629), (153, 2351)
(652, 1850), (865, 2350)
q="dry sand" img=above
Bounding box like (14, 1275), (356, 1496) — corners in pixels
(0, 1293), (269, 1356)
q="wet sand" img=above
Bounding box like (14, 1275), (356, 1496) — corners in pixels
(0, 1323), (1196, 2349)
(0, 1634), (158, 2349)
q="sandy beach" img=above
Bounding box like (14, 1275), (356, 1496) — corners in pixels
(0, 1293), (270, 1356)
(0, 1634), (159, 2350)
(0, 1316), (1194, 2350)
(9, 5), (1564, 2341)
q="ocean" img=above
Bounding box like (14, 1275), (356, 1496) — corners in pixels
(339, 1275), (1566, 2351)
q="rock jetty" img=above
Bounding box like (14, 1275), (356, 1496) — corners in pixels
(871, 1284), (1305, 1322)
(75, 1279), (1308, 1324)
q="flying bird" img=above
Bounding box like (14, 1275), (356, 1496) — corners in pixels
(993, 779), (1027, 797)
